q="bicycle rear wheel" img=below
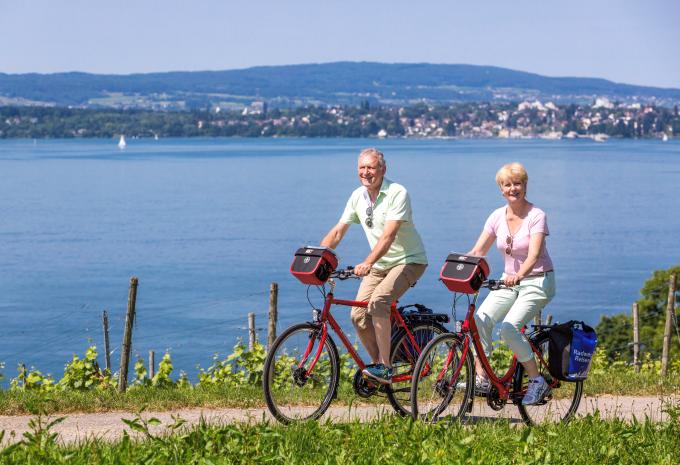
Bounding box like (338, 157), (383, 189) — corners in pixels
(263, 323), (340, 424)
(386, 322), (447, 416)
(410, 333), (474, 422)
(516, 331), (583, 425)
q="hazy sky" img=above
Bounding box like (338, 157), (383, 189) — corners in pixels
(2, 0), (679, 88)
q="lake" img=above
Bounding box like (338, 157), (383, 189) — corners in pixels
(0, 137), (678, 382)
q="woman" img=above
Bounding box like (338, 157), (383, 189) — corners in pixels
(467, 162), (555, 405)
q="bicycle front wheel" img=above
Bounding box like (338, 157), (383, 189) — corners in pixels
(263, 323), (340, 424)
(516, 331), (583, 425)
(410, 333), (474, 422)
(386, 322), (447, 416)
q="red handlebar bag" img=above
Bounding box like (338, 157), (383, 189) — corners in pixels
(440, 253), (489, 294)
(290, 246), (338, 285)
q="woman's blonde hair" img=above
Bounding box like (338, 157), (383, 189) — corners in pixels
(495, 162), (528, 186)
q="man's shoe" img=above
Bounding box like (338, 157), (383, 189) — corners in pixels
(522, 376), (551, 405)
(362, 363), (393, 384)
(456, 376), (490, 395)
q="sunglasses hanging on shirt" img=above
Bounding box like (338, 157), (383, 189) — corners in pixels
(365, 206), (374, 228)
(505, 235), (513, 256)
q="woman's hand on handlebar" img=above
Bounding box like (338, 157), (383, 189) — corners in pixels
(502, 275), (522, 287)
(353, 262), (372, 277)
(483, 276), (521, 290)
(484, 279), (514, 290)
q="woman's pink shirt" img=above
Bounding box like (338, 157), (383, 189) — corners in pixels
(483, 205), (554, 276)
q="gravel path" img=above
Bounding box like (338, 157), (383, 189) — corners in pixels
(0, 395), (676, 446)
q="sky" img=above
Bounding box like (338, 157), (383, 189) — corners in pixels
(1, 0), (679, 88)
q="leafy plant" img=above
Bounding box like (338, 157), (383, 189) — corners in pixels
(133, 357), (150, 387)
(132, 352), (176, 388)
(198, 341), (265, 387)
(57, 345), (113, 391)
(10, 365), (55, 391)
(176, 371), (191, 388)
(152, 353), (175, 387)
(121, 407), (163, 441)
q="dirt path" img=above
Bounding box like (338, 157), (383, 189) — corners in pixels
(0, 395), (676, 446)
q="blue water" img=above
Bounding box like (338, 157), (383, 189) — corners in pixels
(0, 138), (678, 383)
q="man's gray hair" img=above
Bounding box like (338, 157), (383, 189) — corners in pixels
(358, 148), (386, 168)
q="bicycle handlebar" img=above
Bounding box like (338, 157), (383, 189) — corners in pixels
(482, 279), (513, 291)
(330, 266), (360, 280)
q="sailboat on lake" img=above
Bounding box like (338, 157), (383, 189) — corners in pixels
(118, 135), (127, 149)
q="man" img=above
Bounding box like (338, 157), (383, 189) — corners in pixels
(320, 148), (427, 384)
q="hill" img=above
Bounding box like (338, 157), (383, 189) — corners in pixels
(1, 62), (679, 109)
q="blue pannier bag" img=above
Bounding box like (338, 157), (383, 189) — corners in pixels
(547, 320), (597, 382)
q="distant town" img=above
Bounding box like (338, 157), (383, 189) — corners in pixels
(1, 98), (678, 140)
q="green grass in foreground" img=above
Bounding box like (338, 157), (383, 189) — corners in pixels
(1, 369), (678, 415)
(2, 409), (679, 464)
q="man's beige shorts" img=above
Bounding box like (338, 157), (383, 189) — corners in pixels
(351, 263), (427, 330)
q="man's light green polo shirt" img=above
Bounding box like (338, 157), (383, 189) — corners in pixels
(339, 178), (427, 270)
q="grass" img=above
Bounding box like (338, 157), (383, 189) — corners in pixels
(0, 382), (378, 416)
(1, 408), (679, 464)
(0, 369), (677, 416)
(585, 368), (680, 397)
(0, 385), (262, 416)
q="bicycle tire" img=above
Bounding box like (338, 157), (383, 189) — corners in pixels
(410, 332), (474, 422)
(263, 322), (340, 424)
(516, 330), (583, 425)
(386, 321), (447, 416)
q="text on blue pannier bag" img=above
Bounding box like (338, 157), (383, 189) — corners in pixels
(547, 320), (597, 382)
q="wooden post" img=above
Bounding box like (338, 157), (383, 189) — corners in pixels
(632, 303), (640, 373)
(545, 314), (553, 326)
(248, 312), (256, 350)
(148, 351), (155, 379)
(268, 282), (278, 349)
(533, 309), (542, 327)
(661, 274), (676, 377)
(102, 310), (111, 371)
(118, 276), (139, 392)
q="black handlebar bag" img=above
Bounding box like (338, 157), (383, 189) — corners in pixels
(547, 320), (597, 382)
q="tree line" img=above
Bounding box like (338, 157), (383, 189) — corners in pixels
(1, 102), (679, 139)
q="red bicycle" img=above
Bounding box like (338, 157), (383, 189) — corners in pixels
(263, 266), (449, 424)
(410, 278), (583, 425)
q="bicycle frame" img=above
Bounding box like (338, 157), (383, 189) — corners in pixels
(451, 296), (519, 400)
(445, 297), (562, 402)
(299, 284), (427, 385)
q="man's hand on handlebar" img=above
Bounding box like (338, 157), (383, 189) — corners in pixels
(353, 262), (373, 277)
(331, 266), (360, 280)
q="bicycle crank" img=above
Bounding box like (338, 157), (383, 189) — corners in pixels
(486, 385), (507, 411)
(353, 369), (380, 398)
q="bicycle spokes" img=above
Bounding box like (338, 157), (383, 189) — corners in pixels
(411, 334), (474, 423)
